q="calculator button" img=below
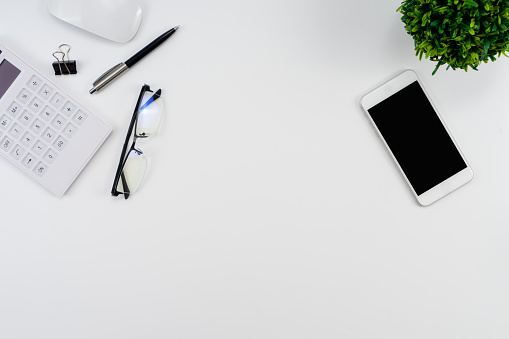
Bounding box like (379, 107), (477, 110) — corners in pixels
(38, 85), (54, 100)
(9, 123), (24, 139)
(17, 89), (32, 104)
(7, 102), (21, 116)
(73, 110), (87, 125)
(20, 132), (36, 148)
(22, 153), (36, 169)
(53, 136), (67, 151)
(33, 161), (49, 177)
(32, 141), (46, 156)
(44, 148), (58, 163)
(50, 93), (65, 108)
(61, 101), (76, 117)
(18, 110), (34, 126)
(41, 127), (56, 143)
(0, 115), (11, 130)
(62, 123), (77, 138)
(28, 97), (43, 113)
(51, 115), (66, 130)
(30, 119), (45, 135)
(27, 76), (42, 91)
(1, 136), (14, 152)
(40, 106), (55, 121)
(10, 145), (25, 160)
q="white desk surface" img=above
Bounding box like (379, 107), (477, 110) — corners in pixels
(1, 0), (508, 338)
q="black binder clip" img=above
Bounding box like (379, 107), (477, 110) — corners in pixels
(52, 44), (77, 75)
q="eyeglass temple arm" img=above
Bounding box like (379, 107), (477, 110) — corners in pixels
(120, 170), (131, 199)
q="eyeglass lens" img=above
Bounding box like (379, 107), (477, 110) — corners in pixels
(136, 91), (163, 138)
(116, 149), (147, 194)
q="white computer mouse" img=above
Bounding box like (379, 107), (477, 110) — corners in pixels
(48, 0), (142, 42)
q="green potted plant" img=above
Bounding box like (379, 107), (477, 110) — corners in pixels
(398, 0), (509, 74)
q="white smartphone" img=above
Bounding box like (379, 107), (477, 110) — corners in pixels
(360, 70), (473, 206)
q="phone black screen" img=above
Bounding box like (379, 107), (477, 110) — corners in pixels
(368, 81), (467, 196)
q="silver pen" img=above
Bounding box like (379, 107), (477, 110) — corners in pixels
(89, 26), (179, 94)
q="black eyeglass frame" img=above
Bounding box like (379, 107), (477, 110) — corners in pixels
(111, 84), (162, 199)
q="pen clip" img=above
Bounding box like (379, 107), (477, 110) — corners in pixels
(93, 62), (125, 86)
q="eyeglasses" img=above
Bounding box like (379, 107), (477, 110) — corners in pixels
(111, 84), (163, 199)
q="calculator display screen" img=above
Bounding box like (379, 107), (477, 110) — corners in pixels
(0, 59), (21, 100)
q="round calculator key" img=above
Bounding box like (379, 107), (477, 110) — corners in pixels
(44, 148), (58, 163)
(33, 161), (49, 177)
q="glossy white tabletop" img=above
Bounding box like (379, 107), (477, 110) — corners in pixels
(1, 0), (508, 338)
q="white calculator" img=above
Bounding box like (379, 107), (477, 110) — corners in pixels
(0, 42), (111, 196)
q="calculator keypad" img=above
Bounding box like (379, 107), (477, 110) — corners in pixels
(0, 42), (111, 196)
(3, 80), (84, 177)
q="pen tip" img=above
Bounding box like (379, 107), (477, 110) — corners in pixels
(175, 25), (180, 30)
(89, 88), (96, 94)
